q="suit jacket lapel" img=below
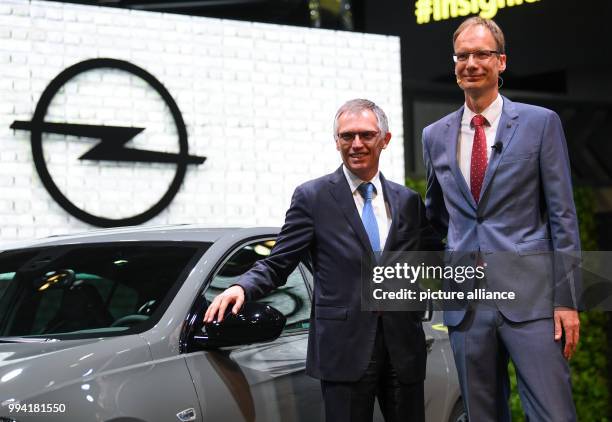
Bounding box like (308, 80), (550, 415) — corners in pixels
(447, 107), (477, 210)
(380, 172), (397, 252)
(328, 166), (373, 256)
(479, 96), (519, 202)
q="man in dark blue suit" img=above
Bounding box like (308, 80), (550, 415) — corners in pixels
(422, 18), (581, 421)
(205, 99), (439, 421)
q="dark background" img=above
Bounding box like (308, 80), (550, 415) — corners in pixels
(360, 0), (612, 97)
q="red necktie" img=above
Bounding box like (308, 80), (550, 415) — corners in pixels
(470, 114), (488, 203)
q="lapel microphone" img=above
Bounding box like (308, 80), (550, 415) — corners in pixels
(491, 141), (503, 153)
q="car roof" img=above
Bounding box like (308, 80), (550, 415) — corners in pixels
(1, 225), (281, 251)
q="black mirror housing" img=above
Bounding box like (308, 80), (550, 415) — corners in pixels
(194, 302), (286, 349)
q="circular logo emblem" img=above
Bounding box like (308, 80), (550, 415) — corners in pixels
(11, 58), (205, 227)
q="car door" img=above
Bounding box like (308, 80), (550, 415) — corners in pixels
(183, 238), (324, 422)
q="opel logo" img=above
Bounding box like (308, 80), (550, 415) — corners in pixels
(11, 58), (206, 227)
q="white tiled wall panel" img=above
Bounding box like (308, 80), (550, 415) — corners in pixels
(0, 0), (404, 244)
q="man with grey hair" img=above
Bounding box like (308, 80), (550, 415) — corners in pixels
(206, 99), (440, 421)
(423, 16), (581, 421)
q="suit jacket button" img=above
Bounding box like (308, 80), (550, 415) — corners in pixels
(476, 217), (484, 224)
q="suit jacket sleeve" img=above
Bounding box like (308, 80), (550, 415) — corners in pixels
(422, 127), (449, 240)
(539, 110), (582, 308)
(236, 184), (314, 301)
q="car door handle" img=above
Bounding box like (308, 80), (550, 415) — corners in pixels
(176, 408), (196, 422)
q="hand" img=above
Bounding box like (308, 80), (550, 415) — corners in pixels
(203, 285), (245, 324)
(554, 307), (580, 360)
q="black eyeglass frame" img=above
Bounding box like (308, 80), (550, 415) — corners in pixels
(453, 50), (502, 63)
(336, 131), (381, 143)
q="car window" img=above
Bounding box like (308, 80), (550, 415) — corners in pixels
(0, 243), (208, 339)
(0, 272), (15, 300)
(205, 239), (311, 331)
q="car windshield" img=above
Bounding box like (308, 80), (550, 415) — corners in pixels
(0, 242), (209, 339)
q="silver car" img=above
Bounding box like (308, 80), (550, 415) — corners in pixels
(0, 226), (465, 422)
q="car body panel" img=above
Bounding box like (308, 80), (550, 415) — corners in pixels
(0, 335), (201, 422)
(185, 331), (324, 422)
(0, 336), (150, 403)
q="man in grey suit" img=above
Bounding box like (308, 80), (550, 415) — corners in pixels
(422, 17), (581, 421)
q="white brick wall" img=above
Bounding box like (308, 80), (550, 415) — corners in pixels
(0, 0), (404, 244)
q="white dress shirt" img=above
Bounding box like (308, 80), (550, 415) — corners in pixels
(458, 94), (504, 185)
(342, 165), (391, 250)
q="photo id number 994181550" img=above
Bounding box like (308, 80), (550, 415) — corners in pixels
(7, 403), (67, 413)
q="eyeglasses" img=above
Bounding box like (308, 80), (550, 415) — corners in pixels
(453, 50), (500, 63)
(337, 131), (380, 143)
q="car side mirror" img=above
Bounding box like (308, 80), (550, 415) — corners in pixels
(194, 302), (286, 349)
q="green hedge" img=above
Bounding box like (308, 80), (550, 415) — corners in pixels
(406, 179), (611, 421)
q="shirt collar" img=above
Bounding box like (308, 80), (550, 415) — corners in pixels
(342, 165), (382, 197)
(462, 94), (503, 127)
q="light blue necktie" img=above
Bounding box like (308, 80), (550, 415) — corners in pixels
(357, 182), (381, 253)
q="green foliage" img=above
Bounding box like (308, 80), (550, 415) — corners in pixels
(406, 178), (611, 421)
(508, 362), (524, 421)
(406, 178), (427, 198)
(574, 186), (599, 251)
(571, 311), (610, 421)
(570, 187), (609, 421)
